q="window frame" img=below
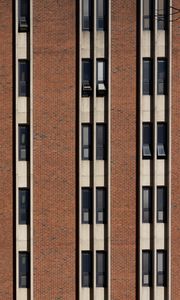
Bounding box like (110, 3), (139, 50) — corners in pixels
(96, 187), (107, 224)
(82, 188), (92, 224)
(143, 0), (153, 30)
(157, 58), (168, 95)
(96, 59), (107, 95)
(96, 251), (107, 287)
(19, 124), (30, 161)
(96, 123), (107, 160)
(82, 124), (92, 160)
(19, 188), (30, 225)
(18, 0), (30, 32)
(142, 187), (152, 223)
(18, 60), (30, 97)
(82, 0), (92, 31)
(157, 0), (168, 30)
(19, 252), (30, 288)
(97, 0), (106, 31)
(157, 186), (167, 223)
(142, 122), (153, 159)
(157, 122), (167, 159)
(157, 250), (167, 286)
(82, 59), (92, 96)
(142, 250), (152, 286)
(143, 58), (153, 95)
(82, 251), (92, 287)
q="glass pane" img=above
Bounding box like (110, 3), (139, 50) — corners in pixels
(143, 251), (149, 273)
(143, 144), (151, 156)
(97, 252), (105, 272)
(83, 148), (89, 159)
(83, 212), (89, 223)
(158, 60), (166, 80)
(143, 274), (149, 285)
(158, 252), (163, 272)
(143, 188), (150, 209)
(83, 61), (91, 82)
(96, 125), (105, 145)
(158, 211), (164, 221)
(97, 61), (104, 82)
(83, 126), (89, 146)
(158, 123), (166, 144)
(83, 0), (89, 17)
(97, 211), (104, 222)
(82, 252), (91, 272)
(143, 123), (152, 144)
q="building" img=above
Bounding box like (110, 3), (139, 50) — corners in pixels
(0, 0), (179, 299)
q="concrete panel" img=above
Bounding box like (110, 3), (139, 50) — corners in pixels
(96, 32), (105, 58)
(94, 224), (105, 250)
(141, 224), (151, 249)
(141, 31), (151, 57)
(81, 225), (91, 250)
(156, 96), (166, 121)
(156, 224), (165, 249)
(142, 287), (150, 300)
(82, 32), (90, 58)
(96, 97), (105, 122)
(17, 33), (27, 58)
(157, 31), (166, 57)
(81, 288), (90, 300)
(142, 96), (151, 121)
(156, 287), (165, 300)
(81, 97), (90, 123)
(96, 288), (105, 300)
(18, 289), (29, 300)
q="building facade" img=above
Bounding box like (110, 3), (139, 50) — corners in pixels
(0, 0), (179, 299)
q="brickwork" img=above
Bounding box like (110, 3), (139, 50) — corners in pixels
(0, 1), (14, 299)
(33, 0), (77, 299)
(111, 0), (137, 299)
(171, 0), (180, 299)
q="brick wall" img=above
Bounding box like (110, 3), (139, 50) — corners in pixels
(111, 0), (137, 299)
(0, 1), (14, 299)
(171, 0), (180, 298)
(33, 0), (77, 298)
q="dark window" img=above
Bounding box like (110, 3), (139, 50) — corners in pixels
(19, 252), (30, 288)
(19, 125), (30, 161)
(82, 251), (92, 287)
(19, 60), (29, 97)
(142, 123), (153, 159)
(157, 187), (167, 223)
(97, 0), (106, 30)
(18, 0), (30, 32)
(82, 188), (92, 224)
(143, 58), (152, 95)
(143, 0), (152, 30)
(97, 59), (107, 95)
(96, 188), (106, 224)
(96, 124), (106, 160)
(157, 59), (167, 95)
(96, 251), (107, 287)
(157, 123), (167, 159)
(82, 59), (92, 96)
(142, 187), (152, 223)
(157, 251), (167, 286)
(142, 250), (152, 286)
(82, 124), (92, 160)
(82, 0), (91, 30)
(157, 0), (167, 30)
(19, 188), (30, 224)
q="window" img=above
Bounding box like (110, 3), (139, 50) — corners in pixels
(157, 59), (167, 95)
(19, 125), (30, 161)
(142, 250), (152, 286)
(157, 123), (167, 159)
(82, 59), (92, 96)
(19, 188), (30, 224)
(82, 188), (92, 224)
(82, 251), (92, 287)
(142, 123), (153, 159)
(143, 58), (152, 95)
(19, 252), (30, 288)
(82, 0), (91, 30)
(157, 250), (167, 286)
(157, 0), (167, 30)
(143, 0), (152, 30)
(18, 0), (30, 32)
(19, 60), (29, 97)
(142, 187), (152, 223)
(157, 187), (167, 223)
(97, 0), (106, 30)
(96, 124), (106, 160)
(96, 188), (106, 224)
(96, 251), (107, 287)
(97, 59), (107, 95)
(82, 124), (91, 160)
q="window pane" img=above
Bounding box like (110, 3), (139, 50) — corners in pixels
(143, 0), (152, 30)
(157, 187), (167, 222)
(19, 0), (29, 32)
(96, 188), (106, 223)
(157, 251), (166, 286)
(19, 252), (30, 288)
(96, 124), (106, 160)
(97, 61), (104, 82)
(142, 187), (152, 223)
(19, 125), (30, 161)
(97, 0), (105, 30)
(96, 251), (106, 287)
(142, 250), (152, 286)
(82, 124), (91, 160)
(19, 189), (30, 224)
(143, 59), (152, 95)
(143, 123), (152, 158)
(157, 59), (167, 95)
(82, 251), (92, 287)
(19, 60), (29, 96)
(83, 60), (91, 83)
(158, 0), (166, 30)
(82, 188), (92, 224)
(157, 123), (167, 158)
